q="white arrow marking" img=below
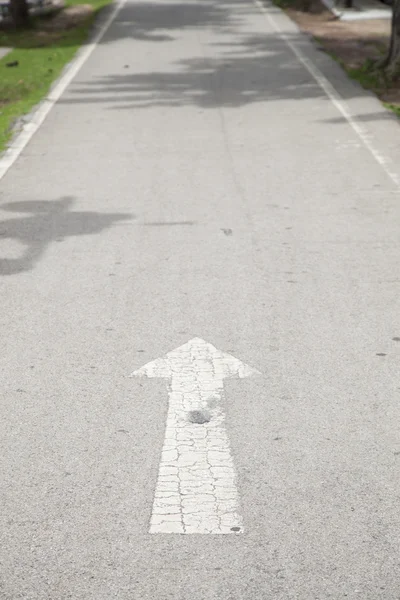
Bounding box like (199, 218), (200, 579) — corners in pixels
(131, 337), (260, 534)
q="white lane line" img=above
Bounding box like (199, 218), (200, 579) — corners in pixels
(131, 338), (260, 534)
(0, 0), (126, 182)
(255, 0), (400, 188)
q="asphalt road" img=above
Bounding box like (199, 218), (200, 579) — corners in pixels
(1, 0), (400, 597)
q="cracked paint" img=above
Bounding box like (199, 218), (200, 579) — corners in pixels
(131, 338), (259, 534)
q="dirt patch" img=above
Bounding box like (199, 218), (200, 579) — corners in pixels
(280, 0), (400, 108)
(287, 0), (389, 67)
(41, 4), (94, 30)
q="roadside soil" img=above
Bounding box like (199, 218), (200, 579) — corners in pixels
(280, 0), (399, 109)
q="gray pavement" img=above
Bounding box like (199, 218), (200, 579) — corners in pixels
(1, 0), (400, 597)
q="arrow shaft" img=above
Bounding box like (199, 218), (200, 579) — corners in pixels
(150, 375), (243, 534)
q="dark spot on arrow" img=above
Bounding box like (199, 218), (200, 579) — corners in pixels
(188, 410), (211, 424)
(231, 526), (241, 532)
(207, 397), (218, 410)
(376, 353), (386, 356)
(393, 337), (400, 342)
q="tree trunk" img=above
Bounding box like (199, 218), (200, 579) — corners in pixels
(301, 0), (312, 10)
(9, 0), (30, 28)
(384, 0), (400, 71)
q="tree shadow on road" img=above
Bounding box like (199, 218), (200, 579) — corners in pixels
(0, 196), (133, 276)
(2, 0), (378, 116)
(105, 0), (239, 44)
(0, 0), (239, 48)
(42, 0), (368, 111)
(321, 110), (398, 124)
(61, 30), (327, 109)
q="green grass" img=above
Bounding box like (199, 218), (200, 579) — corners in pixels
(384, 101), (400, 116)
(347, 60), (387, 91)
(0, 0), (113, 152)
(272, 0), (291, 8)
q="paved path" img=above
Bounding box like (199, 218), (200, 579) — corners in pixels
(0, 0), (400, 598)
(0, 47), (12, 59)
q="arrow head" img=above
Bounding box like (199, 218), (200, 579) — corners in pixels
(130, 337), (260, 379)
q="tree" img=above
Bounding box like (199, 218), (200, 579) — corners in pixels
(382, 0), (400, 72)
(9, 0), (30, 28)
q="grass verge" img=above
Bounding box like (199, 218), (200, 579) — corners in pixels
(0, 0), (113, 153)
